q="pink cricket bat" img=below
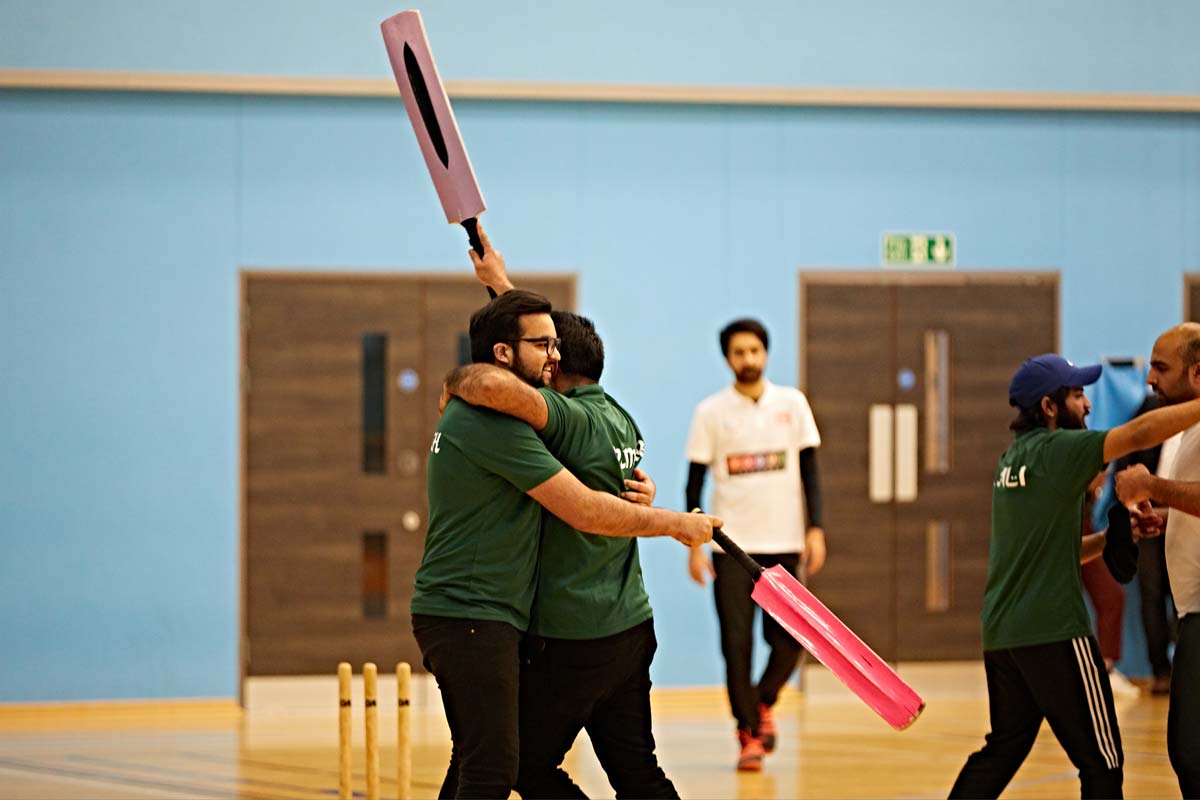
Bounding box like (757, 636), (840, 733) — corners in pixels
(381, 10), (488, 260)
(713, 529), (925, 730)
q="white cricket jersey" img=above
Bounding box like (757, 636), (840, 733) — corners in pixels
(1165, 424), (1200, 617)
(685, 380), (821, 553)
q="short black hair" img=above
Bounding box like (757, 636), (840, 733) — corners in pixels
(1009, 386), (1070, 433)
(468, 289), (553, 365)
(551, 311), (604, 381)
(720, 318), (769, 357)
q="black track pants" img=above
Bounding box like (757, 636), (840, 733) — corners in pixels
(950, 636), (1123, 800)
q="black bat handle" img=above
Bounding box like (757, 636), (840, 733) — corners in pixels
(462, 218), (484, 257)
(461, 218), (496, 299)
(711, 528), (764, 579)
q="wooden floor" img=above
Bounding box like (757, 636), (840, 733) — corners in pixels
(0, 675), (1182, 800)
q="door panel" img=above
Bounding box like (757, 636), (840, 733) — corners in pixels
(1187, 274), (1200, 324)
(803, 283), (898, 660)
(245, 278), (424, 675)
(892, 279), (1057, 660)
(243, 274), (574, 676)
(802, 273), (1058, 662)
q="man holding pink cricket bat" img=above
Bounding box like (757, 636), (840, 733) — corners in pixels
(412, 289), (716, 798)
(949, 354), (1200, 799)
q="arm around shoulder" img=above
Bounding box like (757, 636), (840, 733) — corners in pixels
(445, 364), (549, 430)
(1104, 396), (1200, 463)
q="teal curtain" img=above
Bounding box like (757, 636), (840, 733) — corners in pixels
(1089, 360), (1150, 530)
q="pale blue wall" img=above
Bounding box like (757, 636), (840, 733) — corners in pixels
(2, 2), (1199, 701)
(4, 0), (1200, 94)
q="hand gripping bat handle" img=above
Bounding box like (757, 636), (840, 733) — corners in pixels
(460, 218), (497, 299)
(711, 528), (764, 579)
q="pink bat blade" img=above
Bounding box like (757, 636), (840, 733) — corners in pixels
(381, 10), (485, 226)
(753, 565), (925, 730)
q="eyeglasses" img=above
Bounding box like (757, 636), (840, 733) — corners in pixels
(512, 337), (562, 355)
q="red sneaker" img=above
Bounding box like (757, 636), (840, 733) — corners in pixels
(758, 704), (776, 753)
(737, 729), (765, 772)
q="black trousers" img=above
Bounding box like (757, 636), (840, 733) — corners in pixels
(949, 636), (1123, 800)
(1138, 535), (1176, 678)
(515, 618), (678, 800)
(412, 614), (523, 799)
(1169, 613), (1200, 798)
(712, 551), (804, 735)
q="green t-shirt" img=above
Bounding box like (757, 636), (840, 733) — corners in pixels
(980, 426), (1108, 651)
(410, 398), (564, 632)
(532, 384), (654, 639)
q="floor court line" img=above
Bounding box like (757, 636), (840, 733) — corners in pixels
(180, 749), (443, 789)
(0, 756), (234, 799)
(70, 753), (334, 798)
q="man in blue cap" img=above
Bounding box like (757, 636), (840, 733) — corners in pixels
(949, 354), (1200, 800)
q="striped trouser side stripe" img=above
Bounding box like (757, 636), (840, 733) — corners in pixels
(1071, 636), (1120, 770)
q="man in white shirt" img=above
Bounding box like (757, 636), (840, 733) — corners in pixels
(1113, 322), (1200, 798)
(684, 318), (825, 772)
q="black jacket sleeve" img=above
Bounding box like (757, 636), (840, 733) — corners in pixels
(686, 462), (708, 512)
(1103, 502), (1139, 584)
(799, 447), (823, 529)
(1102, 394), (1162, 583)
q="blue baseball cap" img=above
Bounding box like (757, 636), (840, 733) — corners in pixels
(1008, 354), (1102, 408)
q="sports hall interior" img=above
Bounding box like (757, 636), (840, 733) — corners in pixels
(2, 2), (1199, 798)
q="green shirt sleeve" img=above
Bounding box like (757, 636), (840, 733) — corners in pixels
(538, 387), (591, 453)
(448, 402), (564, 492)
(1043, 428), (1108, 492)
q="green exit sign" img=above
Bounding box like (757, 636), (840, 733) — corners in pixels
(882, 232), (955, 267)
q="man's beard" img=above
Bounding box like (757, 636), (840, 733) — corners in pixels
(1056, 405), (1087, 430)
(735, 367), (762, 384)
(1155, 378), (1191, 406)
(512, 357), (549, 388)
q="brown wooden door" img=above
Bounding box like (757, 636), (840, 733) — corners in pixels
(242, 274), (574, 677)
(892, 277), (1058, 659)
(802, 273), (1058, 661)
(801, 282), (899, 659)
(1186, 274), (1200, 323)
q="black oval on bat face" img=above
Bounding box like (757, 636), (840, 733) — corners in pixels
(404, 42), (450, 169)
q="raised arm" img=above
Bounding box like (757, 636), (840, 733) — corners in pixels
(445, 364), (549, 430)
(1104, 396), (1200, 462)
(467, 222), (516, 295)
(527, 468), (720, 547)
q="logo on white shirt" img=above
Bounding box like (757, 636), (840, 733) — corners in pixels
(727, 451), (787, 476)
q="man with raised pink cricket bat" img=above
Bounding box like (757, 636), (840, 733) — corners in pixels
(382, 5), (929, 790)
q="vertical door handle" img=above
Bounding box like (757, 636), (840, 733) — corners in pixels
(925, 520), (951, 611)
(895, 404), (919, 502)
(869, 404), (894, 503)
(924, 330), (952, 474)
